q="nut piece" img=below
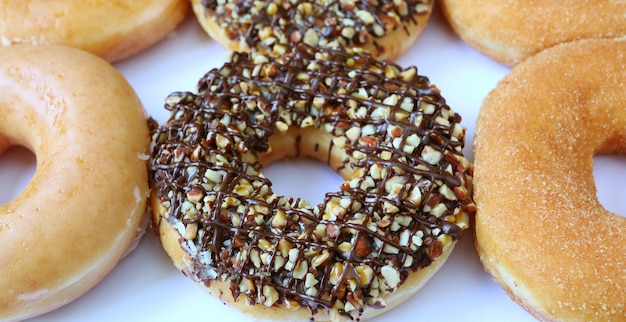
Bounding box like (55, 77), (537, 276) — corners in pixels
(263, 285), (279, 307)
(183, 223), (198, 240)
(353, 234), (371, 258)
(381, 265), (401, 289)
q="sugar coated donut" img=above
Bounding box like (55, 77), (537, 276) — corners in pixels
(439, 0), (626, 66)
(0, 44), (150, 320)
(0, 0), (189, 62)
(149, 44), (475, 321)
(473, 38), (626, 321)
(191, 0), (434, 61)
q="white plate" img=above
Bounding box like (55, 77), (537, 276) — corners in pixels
(1, 6), (624, 322)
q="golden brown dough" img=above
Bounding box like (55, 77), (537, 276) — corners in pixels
(474, 38), (626, 321)
(149, 44), (475, 321)
(0, 44), (150, 320)
(191, 0), (433, 61)
(439, 0), (626, 66)
(0, 0), (189, 62)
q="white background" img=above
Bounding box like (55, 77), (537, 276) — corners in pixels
(1, 5), (624, 322)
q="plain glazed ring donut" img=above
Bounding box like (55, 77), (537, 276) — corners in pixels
(191, 0), (434, 61)
(149, 44), (475, 321)
(0, 44), (150, 320)
(473, 38), (626, 321)
(439, 0), (626, 66)
(0, 0), (189, 62)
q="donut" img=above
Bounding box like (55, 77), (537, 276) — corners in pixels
(190, 0), (434, 61)
(0, 0), (189, 62)
(473, 38), (626, 321)
(0, 44), (150, 320)
(149, 44), (475, 321)
(439, 0), (626, 66)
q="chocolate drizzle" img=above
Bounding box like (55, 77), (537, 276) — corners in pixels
(150, 44), (475, 319)
(201, 0), (431, 56)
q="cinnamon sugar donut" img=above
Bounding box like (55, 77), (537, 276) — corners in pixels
(474, 38), (626, 321)
(0, 44), (150, 320)
(439, 0), (626, 66)
(0, 0), (189, 62)
(149, 44), (475, 321)
(191, 0), (433, 61)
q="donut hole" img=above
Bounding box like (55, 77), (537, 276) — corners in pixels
(260, 128), (346, 206)
(263, 158), (344, 206)
(0, 145), (36, 206)
(593, 155), (626, 218)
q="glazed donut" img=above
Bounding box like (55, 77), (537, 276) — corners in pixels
(439, 0), (626, 66)
(473, 38), (626, 321)
(149, 44), (475, 321)
(0, 44), (150, 320)
(0, 0), (189, 62)
(191, 0), (434, 61)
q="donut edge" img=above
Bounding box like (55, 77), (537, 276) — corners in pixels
(190, 0), (433, 61)
(473, 37), (626, 321)
(151, 190), (462, 321)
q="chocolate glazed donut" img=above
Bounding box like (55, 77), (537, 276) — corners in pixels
(149, 44), (475, 321)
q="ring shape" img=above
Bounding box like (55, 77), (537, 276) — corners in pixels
(0, 0), (189, 62)
(439, 0), (626, 66)
(191, 0), (434, 61)
(0, 45), (150, 320)
(474, 38), (626, 321)
(150, 45), (475, 321)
